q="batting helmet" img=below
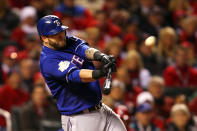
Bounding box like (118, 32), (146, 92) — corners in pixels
(37, 15), (68, 36)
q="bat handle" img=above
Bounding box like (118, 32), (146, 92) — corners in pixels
(102, 68), (112, 95)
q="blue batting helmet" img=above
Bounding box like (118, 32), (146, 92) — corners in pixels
(37, 15), (68, 36)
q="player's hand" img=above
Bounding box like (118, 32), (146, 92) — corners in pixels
(101, 55), (116, 72)
(108, 56), (116, 73)
(93, 51), (116, 73)
(92, 62), (113, 79)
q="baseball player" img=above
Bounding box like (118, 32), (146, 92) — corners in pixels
(37, 15), (126, 131)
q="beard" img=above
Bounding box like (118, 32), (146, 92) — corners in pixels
(48, 39), (66, 50)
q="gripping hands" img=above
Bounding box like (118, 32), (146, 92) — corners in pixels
(92, 51), (116, 79)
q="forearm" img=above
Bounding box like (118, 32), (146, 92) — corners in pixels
(85, 47), (103, 60)
(68, 69), (105, 83)
(79, 69), (95, 82)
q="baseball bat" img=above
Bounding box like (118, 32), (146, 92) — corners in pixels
(102, 68), (112, 95)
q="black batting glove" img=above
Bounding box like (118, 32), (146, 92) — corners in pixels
(92, 62), (112, 79)
(94, 51), (110, 64)
(94, 51), (117, 72)
(109, 55), (116, 73)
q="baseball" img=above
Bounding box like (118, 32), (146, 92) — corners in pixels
(145, 36), (156, 46)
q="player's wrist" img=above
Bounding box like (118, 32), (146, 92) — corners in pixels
(92, 68), (108, 79)
(94, 51), (106, 62)
(92, 70), (103, 79)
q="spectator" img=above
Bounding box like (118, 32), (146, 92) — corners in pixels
(8, 0), (32, 8)
(129, 102), (160, 131)
(75, 0), (104, 14)
(115, 67), (143, 109)
(20, 84), (60, 131)
(20, 34), (42, 61)
(188, 95), (197, 116)
(102, 0), (118, 16)
(133, 0), (155, 23)
(175, 94), (188, 105)
(0, 72), (29, 128)
(122, 16), (140, 52)
(147, 76), (174, 118)
(103, 79), (126, 109)
(114, 105), (131, 130)
(19, 59), (35, 93)
(104, 37), (123, 67)
(169, 0), (191, 17)
(163, 46), (197, 87)
(95, 10), (122, 41)
(33, 72), (45, 85)
(123, 33), (138, 52)
(179, 16), (197, 54)
(181, 41), (197, 68)
(85, 27), (102, 49)
(31, 0), (58, 19)
(122, 50), (151, 88)
(0, 0), (19, 39)
(54, 0), (96, 29)
(139, 36), (158, 75)
(136, 92), (154, 106)
(136, 91), (166, 131)
(140, 6), (164, 37)
(1, 46), (18, 83)
(166, 104), (197, 131)
(157, 27), (177, 71)
(11, 6), (37, 48)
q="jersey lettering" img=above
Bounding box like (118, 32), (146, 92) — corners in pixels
(71, 55), (84, 67)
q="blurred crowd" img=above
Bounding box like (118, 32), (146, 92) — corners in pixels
(1, 0), (197, 131)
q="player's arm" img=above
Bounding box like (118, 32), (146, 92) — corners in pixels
(70, 63), (110, 83)
(85, 48), (116, 65)
(85, 48), (99, 60)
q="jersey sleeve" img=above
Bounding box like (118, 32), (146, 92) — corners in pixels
(42, 58), (81, 83)
(69, 36), (90, 60)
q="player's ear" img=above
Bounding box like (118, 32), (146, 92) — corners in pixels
(41, 36), (49, 43)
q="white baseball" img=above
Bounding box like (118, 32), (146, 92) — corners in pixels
(145, 36), (156, 46)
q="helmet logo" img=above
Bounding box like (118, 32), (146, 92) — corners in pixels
(54, 20), (61, 26)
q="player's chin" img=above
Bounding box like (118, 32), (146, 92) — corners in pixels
(56, 40), (64, 46)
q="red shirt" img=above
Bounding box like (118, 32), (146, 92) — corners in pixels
(124, 86), (143, 107)
(189, 97), (197, 115)
(54, 9), (97, 30)
(163, 65), (197, 87)
(0, 85), (29, 126)
(11, 27), (26, 48)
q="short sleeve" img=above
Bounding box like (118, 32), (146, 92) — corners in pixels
(42, 59), (78, 82)
(74, 42), (89, 59)
(68, 36), (90, 60)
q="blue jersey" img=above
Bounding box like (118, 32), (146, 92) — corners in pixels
(40, 36), (102, 115)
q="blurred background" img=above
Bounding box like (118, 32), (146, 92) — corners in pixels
(1, 0), (197, 131)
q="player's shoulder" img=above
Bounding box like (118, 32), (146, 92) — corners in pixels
(67, 35), (88, 45)
(67, 35), (83, 42)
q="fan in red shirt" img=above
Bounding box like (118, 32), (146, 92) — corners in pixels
(11, 6), (37, 49)
(95, 10), (122, 41)
(1, 46), (18, 83)
(53, 0), (97, 30)
(178, 16), (197, 54)
(0, 72), (29, 127)
(163, 46), (197, 87)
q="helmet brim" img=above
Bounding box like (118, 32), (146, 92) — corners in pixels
(45, 25), (68, 36)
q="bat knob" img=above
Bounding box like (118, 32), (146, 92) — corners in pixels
(102, 78), (112, 95)
(102, 88), (111, 95)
